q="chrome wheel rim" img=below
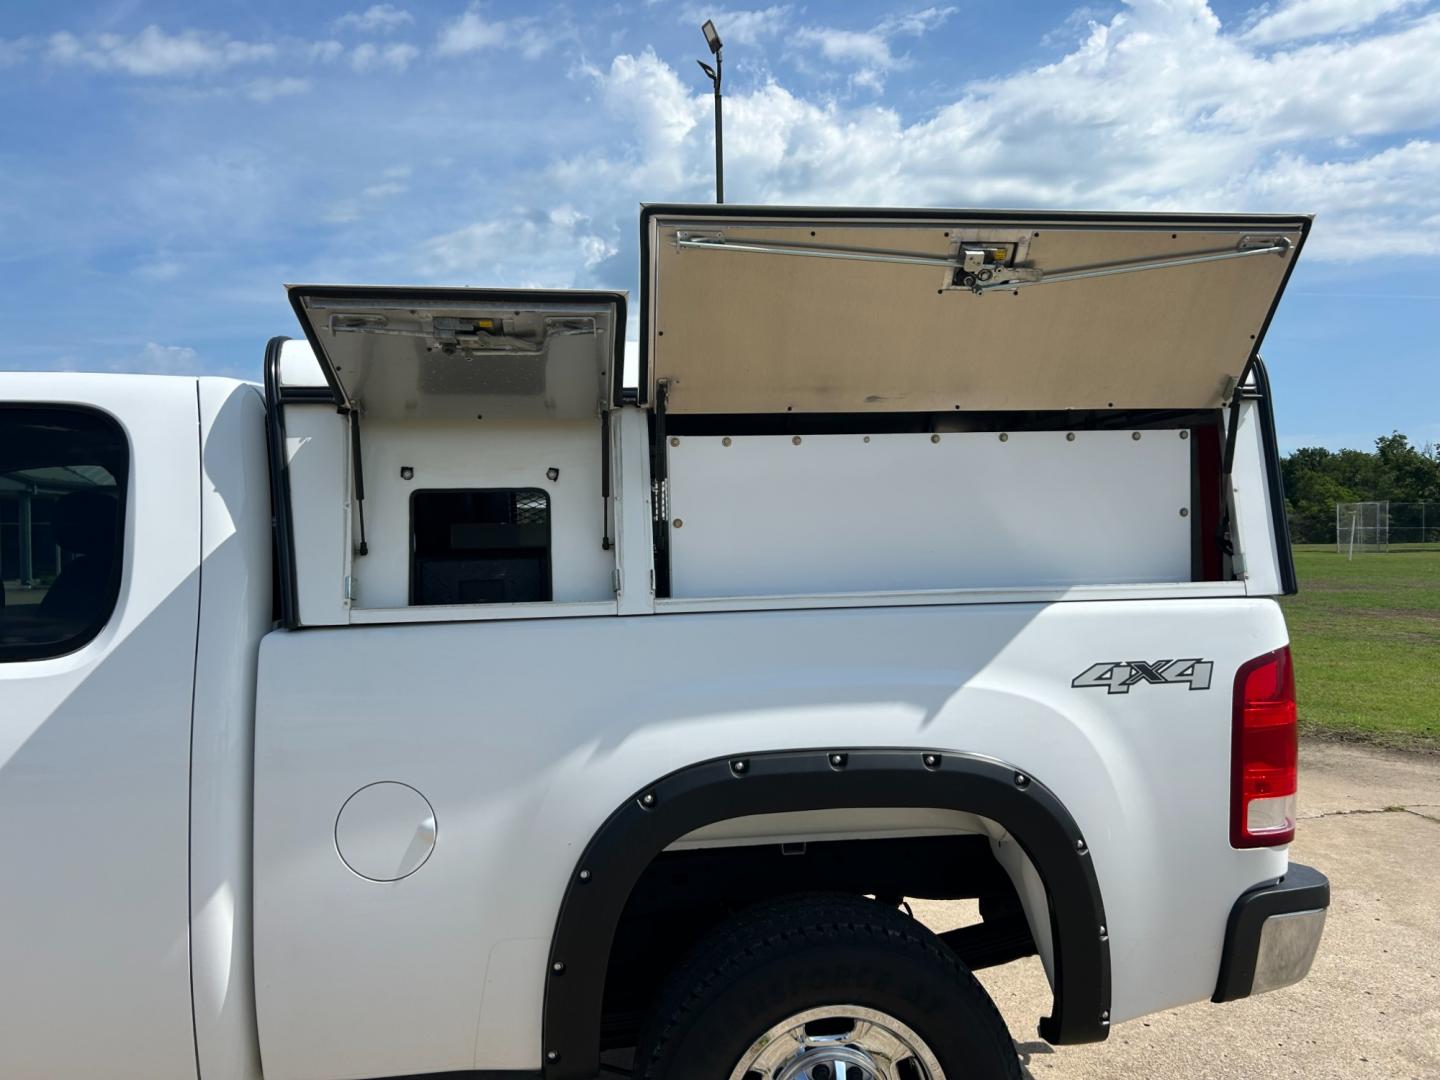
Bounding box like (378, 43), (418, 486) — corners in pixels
(728, 1005), (946, 1080)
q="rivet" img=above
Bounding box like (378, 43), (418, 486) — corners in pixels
(931, 434), (941, 444)
(1075, 839), (1087, 852)
(1179, 430), (1190, 440)
(578, 869), (592, 882)
(400, 465), (414, 480)
(640, 792), (656, 808)
(670, 436), (679, 447)
(1131, 431), (1142, 441)
(1179, 508), (1190, 517)
(552, 961), (566, 974)
(829, 752), (847, 768)
(1099, 925), (1108, 937)
(731, 759), (749, 775)
(923, 753), (941, 769)
(722, 436), (732, 447)
(1065, 432), (1075, 442)
(999, 433), (1009, 442)
(1014, 772), (1030, 788)
(863, 436), (871, 443)
(1101, 1011), (1110, 1021)
(547, 1050), (560, 1062)
(792, 435), (802, 445)
(672, 518), (683, 528)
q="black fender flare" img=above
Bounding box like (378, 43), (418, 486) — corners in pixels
(540, 748), (1110, 1077)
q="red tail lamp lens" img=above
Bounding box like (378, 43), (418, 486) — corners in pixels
(1231, 647), (1298, 848)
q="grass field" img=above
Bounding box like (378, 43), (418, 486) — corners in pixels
(1281, 544), (1440, 750)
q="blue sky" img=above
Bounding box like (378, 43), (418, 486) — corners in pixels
(1, 0), (1436, 452)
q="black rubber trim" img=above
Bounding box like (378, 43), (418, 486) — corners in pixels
(636, 203), (1313, 407)
(262, 335), (301, 629)
(1212, 863), (1329, 1003)
(541, 749), (1111, 1078)
(1246, 357), (1298, 595)
(275, 386), (339, 405)
(284, 285), (629, 410)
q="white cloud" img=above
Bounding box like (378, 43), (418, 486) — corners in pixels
(1232, 140), (1440, 257)
(424, 206), (618, 286)
(310, 40), (345, 63)
(561, 49), (706, 191)
(335, 5), (414, 33)
(547, 2), (1440, 264)
(436, 11), (506, 54)
(0, 37), (33, 68)
(350, 41), (419, 72)
(245, 76), (311, 102)
(47, 26), (276, 76)
(435, 10), (554, 59)
(677, 6), (796, 45)
(324, 166), (413, 223)
(133, 258), (184, 282)
(792, 6), (957, 90)
(1242, 0), (1423, 46)
(131, 343), (200, 374)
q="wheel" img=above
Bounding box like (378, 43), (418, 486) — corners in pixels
(633, 894), (1022, 1080)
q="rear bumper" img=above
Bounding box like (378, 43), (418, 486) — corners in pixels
(1213, 862), (1329, 1002)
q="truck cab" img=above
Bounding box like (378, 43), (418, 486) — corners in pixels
(0, 205), (1328, 1080)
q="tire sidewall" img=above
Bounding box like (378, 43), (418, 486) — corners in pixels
(646, 936), (1016, 1078)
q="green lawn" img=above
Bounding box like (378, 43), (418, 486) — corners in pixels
(1281, 545), (1440, 750)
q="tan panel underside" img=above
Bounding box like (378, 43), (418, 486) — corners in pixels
(650, 221), (1300, 413)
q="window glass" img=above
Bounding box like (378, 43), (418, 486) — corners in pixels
(0, 406), (127, 661)
(410, 489), (552, 605)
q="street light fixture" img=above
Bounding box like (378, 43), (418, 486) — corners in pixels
(697, 20), (723, 203)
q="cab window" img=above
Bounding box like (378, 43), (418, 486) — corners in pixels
(0, 406), (127, 661)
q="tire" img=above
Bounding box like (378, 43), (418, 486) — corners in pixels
(633, 893), (1023, 1080)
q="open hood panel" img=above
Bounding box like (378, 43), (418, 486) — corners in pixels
(287, 285), (627, 420)
(640, 206), (1308, 414)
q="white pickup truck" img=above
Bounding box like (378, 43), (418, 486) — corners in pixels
(1, 205), (1329, 1080)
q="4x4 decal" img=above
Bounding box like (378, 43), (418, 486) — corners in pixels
(1072, 659), (1214, 694)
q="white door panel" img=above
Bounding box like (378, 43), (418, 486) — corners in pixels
(0, 374), (201, 1079)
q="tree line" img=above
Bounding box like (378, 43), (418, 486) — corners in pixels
(1282, 433), (1440, 543)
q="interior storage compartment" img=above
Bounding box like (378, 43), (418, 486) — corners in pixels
(274, 287), (626, 625)
(643, 207), (1307, 601)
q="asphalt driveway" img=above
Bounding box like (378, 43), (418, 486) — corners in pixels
(915, 739), (1440, 1079)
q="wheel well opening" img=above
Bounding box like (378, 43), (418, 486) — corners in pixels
(598, 832), (1039, 1051)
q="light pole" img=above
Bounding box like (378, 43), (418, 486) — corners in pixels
(697, 20), (723, 203)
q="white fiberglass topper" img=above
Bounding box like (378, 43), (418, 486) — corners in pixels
(274, 205), (1307, 626)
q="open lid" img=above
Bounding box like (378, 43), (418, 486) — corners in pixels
(287, 285), (627, 420)
(640, 206), (1309, 413)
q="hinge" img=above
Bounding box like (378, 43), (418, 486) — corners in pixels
(652, 478), (669, 521)
(612, 568), (622, 595)
(343, 575), (354, 603)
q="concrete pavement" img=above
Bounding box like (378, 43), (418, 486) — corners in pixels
(914, 739), (1440, 1079)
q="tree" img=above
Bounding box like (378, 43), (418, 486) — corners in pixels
(1281, 433), (1440, 543)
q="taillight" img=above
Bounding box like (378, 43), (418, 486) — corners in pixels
(1231, 646), (1298, 848)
